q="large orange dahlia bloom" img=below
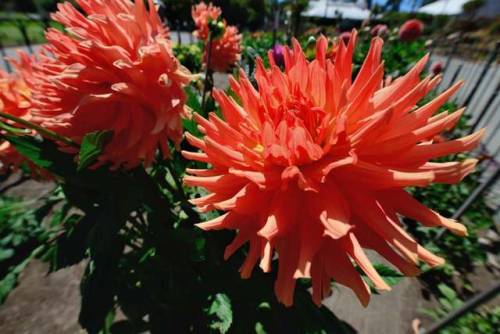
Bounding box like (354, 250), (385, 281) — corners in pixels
(183, 33), (484, 306)
(28, 0), (192, 169)
(192, 2), (222, 41)
(0, 54), (34, 173)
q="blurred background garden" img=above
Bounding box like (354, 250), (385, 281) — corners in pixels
(0, 0), (499, 333)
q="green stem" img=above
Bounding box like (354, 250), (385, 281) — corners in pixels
(201, 33), (214, 116)
(163, 161), (198, 221)
(0, 110), (79, 148)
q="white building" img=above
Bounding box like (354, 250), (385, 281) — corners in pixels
(302, 0), (371, 21)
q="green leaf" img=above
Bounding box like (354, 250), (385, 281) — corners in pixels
(5, 134), (75, 175)
(6, 135), (56, 169)
(255, 322), (267, 334)
(438, 284), (457, 301)
(0, 248), (14, 261)
(49, 213), (93, 272)
(372, 264), (404, 288)
(183, 86), (204, 137)
(206, 293), (233, 333)
(78, 130), (113, 172)
(185, 86), (201, 112)
(79, 198), (128, 334)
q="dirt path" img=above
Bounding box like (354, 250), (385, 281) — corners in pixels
(0, 261), (84, 334)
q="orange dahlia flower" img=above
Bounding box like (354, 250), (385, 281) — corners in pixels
(204, 25), (242, 72)
(192, 2), (222, 41)
(183, 33), (483, 306)
(28, 0), (192, 169)
(0, 54), (34, 173)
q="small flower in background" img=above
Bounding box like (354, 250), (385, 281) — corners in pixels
(431, 61), (444, 75)
(26, 0), (192, 169)
(371, 24), (388, 37)
(339, 31), (352, 45)
(192, 1), (222, 41)
(399, 19), (424, 42)
(184, 32), (483, 307)
(271, 44), (285, 68)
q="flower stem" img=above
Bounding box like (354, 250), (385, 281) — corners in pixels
(0, 110), (79, 148)
(201, 32), (214, 116)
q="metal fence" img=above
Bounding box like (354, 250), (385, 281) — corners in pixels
(428, 39), (500, 216)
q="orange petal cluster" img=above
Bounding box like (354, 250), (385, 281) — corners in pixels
(192, 1), (242, 72)
(183, 32), (483, 307)
(28, 0), (192, 169)
(0, 54), (34, 173)
(205, 25), (242, 72)
(192, 1), (222, 41)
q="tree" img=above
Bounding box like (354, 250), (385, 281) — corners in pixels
(161, 0), (269, 31)
(462, 0), (485, 18)
(383, 0), (402, 12)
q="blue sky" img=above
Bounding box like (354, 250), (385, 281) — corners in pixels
(373, 0), (425, 11)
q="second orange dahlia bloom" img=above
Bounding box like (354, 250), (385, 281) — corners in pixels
(192, 2), (222, 41)
(28, 0), (192, 169)
(0, 54), (35, 173)
(183, 32), (483, 306)
(192, 2), (242, 72)
(204, 25), (242, 72)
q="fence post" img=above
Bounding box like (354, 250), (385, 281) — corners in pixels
(462, 42), (500, 108)
(452, 165), (500, 220)
(272, 0), (280, 46)
(14, 19), (33, 54)
(470, 81), (500, 134)
(448, 63), (463, 90)
(0, 38), (12, 73)
(177, 20), (182, 45)
(421, 282), (500, 334)
(433, 164), (500, 241)
(41, 14), (51, 30)
(437, 40), (459, 91)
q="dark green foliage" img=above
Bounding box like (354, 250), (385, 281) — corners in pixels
(206, 293), (233, 333)
(3, 132), (356, 333)
(0, 190), (65, 303)
(462, 0), (486, 14)
(174, 44), (203, 74)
